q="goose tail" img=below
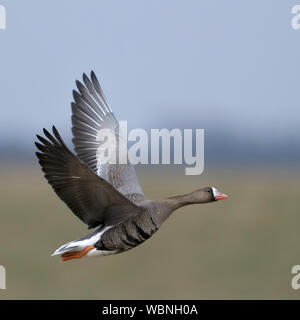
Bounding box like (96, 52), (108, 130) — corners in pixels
(51, 225), (112, 260)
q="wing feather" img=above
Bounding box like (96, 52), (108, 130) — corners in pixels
(35, 126), (140, 228)
(71, 71), (145, 203)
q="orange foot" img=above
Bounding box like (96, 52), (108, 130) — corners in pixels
(61, 246), (94, 262)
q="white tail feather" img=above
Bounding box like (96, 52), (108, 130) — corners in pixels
(51, 226), (112, 256)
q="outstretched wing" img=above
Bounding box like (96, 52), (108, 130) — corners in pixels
(71, 71), (145, 204)
(35, 126), (140, 228)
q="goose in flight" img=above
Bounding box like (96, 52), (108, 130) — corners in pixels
(35, 71), (228, 261)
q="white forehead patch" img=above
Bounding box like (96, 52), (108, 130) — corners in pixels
(211, 187), (218, 197)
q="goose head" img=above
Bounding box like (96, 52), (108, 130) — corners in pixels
(191, 187), (228, 203)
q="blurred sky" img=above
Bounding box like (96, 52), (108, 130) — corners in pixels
(0, 0), (299, 164)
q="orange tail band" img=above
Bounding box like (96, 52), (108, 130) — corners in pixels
(61, 246), (94, 262)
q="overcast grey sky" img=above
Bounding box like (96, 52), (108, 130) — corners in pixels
(0, 0), (299, 163)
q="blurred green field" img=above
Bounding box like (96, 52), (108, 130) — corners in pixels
(0, 164), (299, 299)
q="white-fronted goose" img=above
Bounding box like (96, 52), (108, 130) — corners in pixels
(35, 71), (228, 261)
